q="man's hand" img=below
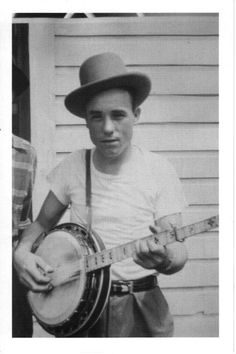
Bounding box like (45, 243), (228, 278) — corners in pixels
(133, 213), (188, 274)
(133, 238), (170, 270)
(13, 248), (54, 292)
(12, 191), (67, 292)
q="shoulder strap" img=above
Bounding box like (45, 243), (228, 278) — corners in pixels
(85, 149), (92, 233)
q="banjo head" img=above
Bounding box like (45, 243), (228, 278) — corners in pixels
(28, 228), (87, 326)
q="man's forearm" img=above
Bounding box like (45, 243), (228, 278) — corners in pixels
(16, 220), (46, 252)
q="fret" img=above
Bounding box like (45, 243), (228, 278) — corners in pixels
(85, 215), (219, 273)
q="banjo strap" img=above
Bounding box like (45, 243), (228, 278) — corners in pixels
(85, 149), (92, 233)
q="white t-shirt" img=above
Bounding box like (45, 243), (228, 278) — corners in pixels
(47, 145), (187, 280)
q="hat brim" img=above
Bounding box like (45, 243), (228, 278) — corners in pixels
(13, 63), (29, 97)
(64, 72), (151, 118)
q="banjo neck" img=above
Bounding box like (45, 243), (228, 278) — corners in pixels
(85, 215), (219, 273)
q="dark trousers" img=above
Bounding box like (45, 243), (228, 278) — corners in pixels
(70, 286), (173, 337)
(90, 286), (174, 337)
(12, 267), (33, 337)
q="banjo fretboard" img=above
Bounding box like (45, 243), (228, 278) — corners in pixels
(84, 215), (219, 273)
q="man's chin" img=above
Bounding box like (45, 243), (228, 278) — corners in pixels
(102, 150), (121, 159)
(98, 147), (123, 160)
(95, 143), (131, 161)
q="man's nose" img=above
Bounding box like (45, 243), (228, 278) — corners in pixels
(103, 117), (114, 135)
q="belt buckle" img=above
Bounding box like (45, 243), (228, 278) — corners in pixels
(120, 281), (133, 294)
(127, 281), (133, 294)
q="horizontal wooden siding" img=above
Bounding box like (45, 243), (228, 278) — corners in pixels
(27, 14), (219, 337)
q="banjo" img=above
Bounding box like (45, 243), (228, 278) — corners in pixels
(28, 215), (219, 337)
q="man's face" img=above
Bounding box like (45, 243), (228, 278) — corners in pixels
(86, 88), (140, 161)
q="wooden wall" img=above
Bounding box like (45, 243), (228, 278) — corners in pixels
(25, 14), (218, 337)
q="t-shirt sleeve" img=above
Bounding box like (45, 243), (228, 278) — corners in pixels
(46, 157), (71, 206)
(153, 157), (188, 220)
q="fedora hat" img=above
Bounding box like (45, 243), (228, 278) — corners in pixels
(12, 62), (29, 97)
(65, 52), (151, 118)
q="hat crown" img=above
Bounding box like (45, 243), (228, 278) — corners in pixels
(80, 53), (127, 86)
(65, 52), (151, 118)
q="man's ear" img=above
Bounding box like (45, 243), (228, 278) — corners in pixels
(133, 107), (141, 124)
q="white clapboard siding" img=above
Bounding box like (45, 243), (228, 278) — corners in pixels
(55, 36), (218, 66)
(182, 205), (218, 225)
(182, 179), (218, 205)
(166, 152), (218, 178)
(134, 124), (218, 151)
(173, 313), (219, 337)
(55, 15), (218, 36)
(55, 96), (219, 125)
(185, 232), (218, 259)
(54, 124), (218, 152)
(26, 15), (218, 337)
(55, 66), (218, 96)
(158, 260), (218, 288)
(163, 287), (219, 315)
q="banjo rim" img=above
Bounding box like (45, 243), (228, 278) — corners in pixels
(28, 223), (111, 336)
(27, 229), (87, 326)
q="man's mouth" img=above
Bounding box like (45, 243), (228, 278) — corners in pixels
(101, 139), (119, 144)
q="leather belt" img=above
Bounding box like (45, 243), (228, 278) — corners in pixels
(110, 275), (158, 296)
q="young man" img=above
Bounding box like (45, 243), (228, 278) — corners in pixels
(12, 62), (37, 337)
(13, 52), (188, 337)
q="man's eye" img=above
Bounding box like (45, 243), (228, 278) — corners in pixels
(113, 112), (126, 119)
(91, 116), (102, 121)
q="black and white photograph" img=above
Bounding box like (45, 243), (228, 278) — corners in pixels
(0, 1), (234, 353)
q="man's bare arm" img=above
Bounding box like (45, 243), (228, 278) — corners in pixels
(13, 191), (67, 292)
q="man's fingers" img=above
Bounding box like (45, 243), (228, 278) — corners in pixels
(147, 240), (166, 256)
(28, 262), (52, 284)
(134, 240), (156, 265)
(20, 272), (53, 292)
(133, 248), (153, 269)
(29, 282), (54, 293)
(136, 239), (165, 257)
(28, 280), (53, 293)
(135, 240), (149, 255)
(35, 256), (54, 274)
(22, 255), (53, 284)
(134, 257), (152, 269)
(133, 239), (169, 269)
(150, 224), (162, 234)
(149, 225), (157, 234)
(14, 250), (54, 291)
